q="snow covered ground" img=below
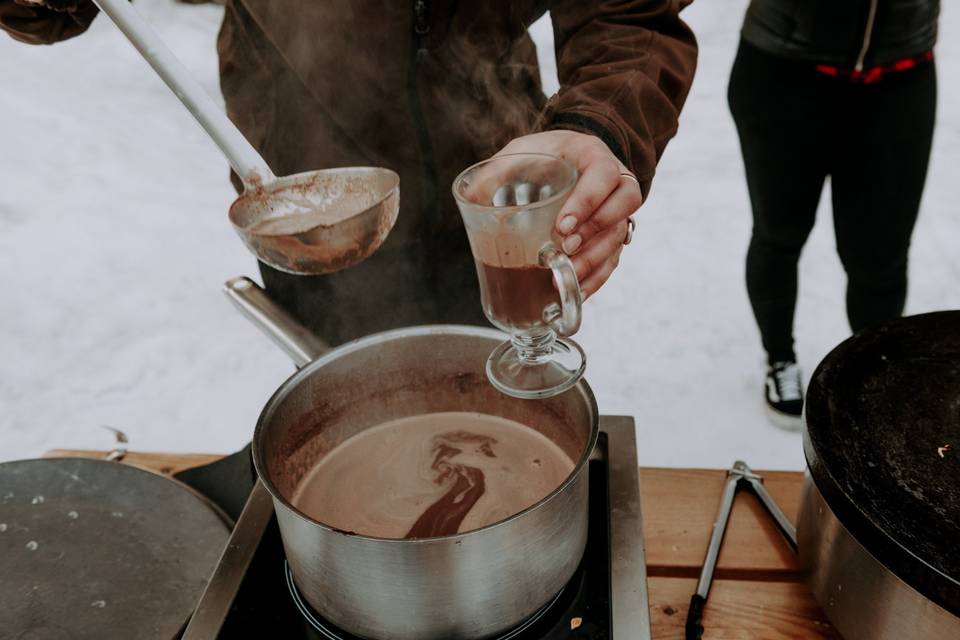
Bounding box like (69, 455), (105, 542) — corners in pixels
(1, 1), (957, 469)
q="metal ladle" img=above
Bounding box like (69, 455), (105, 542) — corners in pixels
(92, 0), (399, 275)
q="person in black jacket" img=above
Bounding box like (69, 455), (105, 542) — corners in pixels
(729, 0), (939, 429)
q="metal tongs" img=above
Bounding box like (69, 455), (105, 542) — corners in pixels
(685, 461), (798, 640)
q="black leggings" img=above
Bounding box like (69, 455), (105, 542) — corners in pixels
(728, 41), (937, 364)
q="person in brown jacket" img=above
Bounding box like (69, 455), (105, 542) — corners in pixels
(2, 0), (698, 345)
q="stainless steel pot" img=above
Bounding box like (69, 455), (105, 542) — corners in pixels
(224, 277), (599, 640)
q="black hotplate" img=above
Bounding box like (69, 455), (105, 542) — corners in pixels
(805, 311), (960, 615)
(180, 416), (650, 639)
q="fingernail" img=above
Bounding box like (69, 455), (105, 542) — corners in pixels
(562, 234), (582, 255)
(558, 215), (577, 234)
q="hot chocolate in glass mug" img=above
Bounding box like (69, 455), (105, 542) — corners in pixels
(453, 153), (585, 399)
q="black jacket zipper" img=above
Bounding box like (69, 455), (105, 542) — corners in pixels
(408, 0), (439, 240)
(414, 0), (430, 37)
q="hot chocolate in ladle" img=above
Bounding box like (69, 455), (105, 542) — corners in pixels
(91, 0), (399, 274)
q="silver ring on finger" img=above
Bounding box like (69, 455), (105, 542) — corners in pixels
(619, 171), (640, 187)
(623, 215), (636, 246)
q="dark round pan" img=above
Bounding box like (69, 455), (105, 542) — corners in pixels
(800, 310), (960, 639)
(0, 457), (232, 640)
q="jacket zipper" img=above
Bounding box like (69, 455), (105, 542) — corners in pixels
(407, 0), (438, 237)
(413, 0), (430, 37)
(854, 0), (879, 72)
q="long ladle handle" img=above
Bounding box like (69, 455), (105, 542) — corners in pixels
(223, 276), (328, 368)
(93, 0), (275, 187)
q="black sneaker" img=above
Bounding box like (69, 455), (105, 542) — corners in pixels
(764, 361), (804, 431)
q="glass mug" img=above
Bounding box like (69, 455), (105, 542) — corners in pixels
(453, 153), (586, 399)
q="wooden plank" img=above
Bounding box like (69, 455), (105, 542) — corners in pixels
(641, 467), (804, 579)
(648, 576), (839, 639)
(44, 449), (222, 476)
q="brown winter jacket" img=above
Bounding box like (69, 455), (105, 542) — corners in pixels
(2, 0), (697, 344)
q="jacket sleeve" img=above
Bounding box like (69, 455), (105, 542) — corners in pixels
(0, 0), (99, 45)
(542, 0), (698, 195)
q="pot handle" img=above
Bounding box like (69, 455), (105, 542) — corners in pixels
(223, 276), (329, 368)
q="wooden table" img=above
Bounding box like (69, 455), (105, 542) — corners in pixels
(45, 449), (839, 638)
(640, 468), (837, 639)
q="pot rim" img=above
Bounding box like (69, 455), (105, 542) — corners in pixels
(251, 324), (600, 544)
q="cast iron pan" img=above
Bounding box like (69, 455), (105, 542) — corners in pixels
(804, 310), (960, 614)
(0, 457), (232, 639)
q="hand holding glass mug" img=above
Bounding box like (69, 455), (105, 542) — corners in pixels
(453, 153), (585, 399)
(489, 131), (643, 298)
(453, 132), (642, 399)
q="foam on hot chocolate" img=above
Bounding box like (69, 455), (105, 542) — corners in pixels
(290, 412), (575, 539)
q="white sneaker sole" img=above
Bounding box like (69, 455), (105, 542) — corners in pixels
(764, 403), (803, 432)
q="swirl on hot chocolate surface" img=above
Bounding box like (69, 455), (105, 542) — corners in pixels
(290, 412), (575, 539)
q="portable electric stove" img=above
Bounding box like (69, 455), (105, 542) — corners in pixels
(181, 416), (649, 640)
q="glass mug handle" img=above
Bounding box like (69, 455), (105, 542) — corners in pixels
(540, 246), (582, 336)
